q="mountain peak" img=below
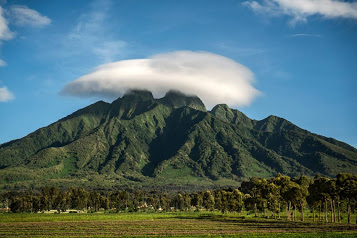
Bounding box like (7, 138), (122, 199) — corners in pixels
(159, 90), (206, 111)
(254, 115), (300, 132)
(165, 89), (190, 97)
(211, 104), (230, 112)
(210, 104), (254, 127)
(122, 89), (154, 101)
(211, 104), (236, 123)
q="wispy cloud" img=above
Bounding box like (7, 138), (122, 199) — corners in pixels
(9, 5), (51, 27)
(0, 58), (7, 66)
(243, 0), (357, 25)
(288, 33), (321, 38)
(65, 0), (127, 63)
(0, 4), (49, 102)
(0, 5), (50, 66)
(0, 86), (14, 102)
(0, 6), (13, 40)
(61, 51), (261, 108)
(0, 6), (13, 66)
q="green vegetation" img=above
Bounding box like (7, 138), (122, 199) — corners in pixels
(0, 90), (356, 190)
(2, 173), (357, 224)
(1, 173), (357, 237)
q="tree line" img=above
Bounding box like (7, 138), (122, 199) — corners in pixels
(1, 173), (357, 224)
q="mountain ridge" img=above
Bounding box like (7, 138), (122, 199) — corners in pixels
(0, 90), (356, 190)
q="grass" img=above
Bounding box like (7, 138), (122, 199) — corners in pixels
(0, 211), (356, 237)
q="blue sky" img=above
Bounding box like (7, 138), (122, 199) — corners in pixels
(0, 0), (356, 148)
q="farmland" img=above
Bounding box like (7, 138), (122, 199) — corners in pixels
(1, 212), (356, 237)
(2, 173), (357, 237)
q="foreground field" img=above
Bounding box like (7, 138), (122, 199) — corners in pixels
(0, 212), (357, 237)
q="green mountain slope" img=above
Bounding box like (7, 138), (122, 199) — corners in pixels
(1, 90), (356, 190)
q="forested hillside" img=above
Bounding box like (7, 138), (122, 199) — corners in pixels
(0, 90), (356, 190)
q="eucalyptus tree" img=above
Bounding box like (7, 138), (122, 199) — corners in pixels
(293, 176), (311, 221)
(326, 179), (338, 223)
(214, 190), (223, 212)
(288, 184), (308, 221)
(175, 193), (191, 211)
(41, 186), (59, 211)
(191, 192), (203, 210)
(88, 191), (100, 212)
(269, 174), (295, 219)
(271, 174), (295, 221)
(73, 188), (89, 210)
(282, 182), (299, 221)
(241, 177), (267, 217)
(265, 182), (281, 218)
(100, 195), (110, 210)
(160, 193), (170, 211)
(220, 190), (229, 213)
(311, 175), (331, 222)
(307, 180), (322, 222)
(202, 190), (215, 211)
(224, 189), (244, 213)
(55, 191), (69, 212)
(336, 173), (357, 224)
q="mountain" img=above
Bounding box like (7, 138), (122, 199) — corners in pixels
(1, 90), (357, 190)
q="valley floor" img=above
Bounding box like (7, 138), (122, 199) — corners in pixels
(1, 212), (357, 237)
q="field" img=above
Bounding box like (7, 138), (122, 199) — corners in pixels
(1, 212), (357, 237)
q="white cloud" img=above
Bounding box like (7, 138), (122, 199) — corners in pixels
(65, 0), (127, 63)
(61, 51), (261, 108)
(0, 6), (14, 40)
(0, 86), (14, 102)
(0, 6), (12, 68)
(0, 58), (6, 66)
(0, 5), (50, 66)
(288, 33), (321, 38)
(9, 5), (51, 27)
(243, 0), (357, 24)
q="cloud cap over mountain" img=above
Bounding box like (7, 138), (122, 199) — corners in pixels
(61, 51), (261, 108)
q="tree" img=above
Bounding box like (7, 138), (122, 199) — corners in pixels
(89, 191), (100, 212)
(336, 173), (357, 224)
(288, 185), (308, 221)
(241, 177), (267, 217)
(192, 192), (203, 210)
(266, 183), (281, 219)
(214, 190), (223, 212)
(10, 198), (23, 213)
(312, 176), (331, 223)
(202, 191), (215, 211)
(68, 187), (89, 210)
(230, 189), (244, 212)
(100, 195), (110, 210)
(280, 179), (298, 221)
(270, 174), (291, 220)
(293, 176), (310, 221)
(307, 180), (322, 222)
(327, 179), (338, 223)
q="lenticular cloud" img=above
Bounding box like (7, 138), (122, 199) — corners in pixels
(61, 51), (261, 108)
